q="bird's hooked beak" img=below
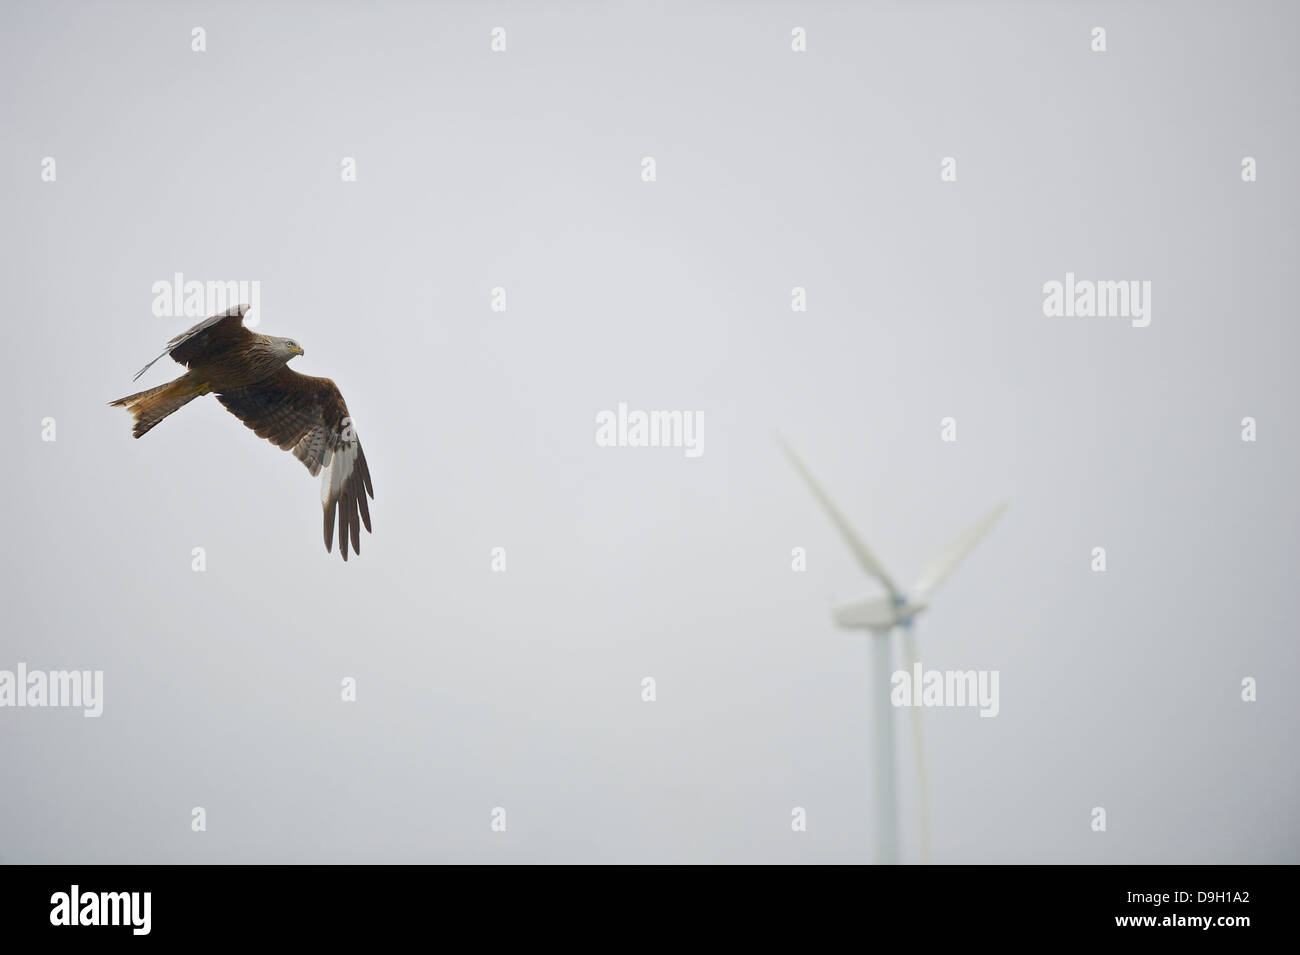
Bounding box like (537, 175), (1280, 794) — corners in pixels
(291, 345), (305, 356)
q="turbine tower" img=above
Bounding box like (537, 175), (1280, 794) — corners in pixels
(780, 438), (1006, 864)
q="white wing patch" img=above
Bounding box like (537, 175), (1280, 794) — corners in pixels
(322, 438), (357, 505)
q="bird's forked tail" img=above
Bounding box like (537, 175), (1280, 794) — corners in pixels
(109, 374), (207, 438)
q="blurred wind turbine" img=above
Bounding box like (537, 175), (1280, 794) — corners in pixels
(779, 437), (1006, 864)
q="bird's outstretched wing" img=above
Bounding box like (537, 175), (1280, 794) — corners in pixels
(215, 366), (374, 560)
(132, 304), (255, 381)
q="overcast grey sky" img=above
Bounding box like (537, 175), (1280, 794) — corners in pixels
(1, 1), (1296, 863)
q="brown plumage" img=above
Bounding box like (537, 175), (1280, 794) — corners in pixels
(110, 304), (374, 560)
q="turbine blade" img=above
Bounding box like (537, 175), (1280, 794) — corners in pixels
(777, 436), (902, 599)
(132, 349), (170, 382)
(912, 500), (1008, 598)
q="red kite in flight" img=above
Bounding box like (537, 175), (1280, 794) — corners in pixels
(111, 305), (374, 559)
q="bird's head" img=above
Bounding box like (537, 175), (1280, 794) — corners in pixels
(275, 336), (305, 362)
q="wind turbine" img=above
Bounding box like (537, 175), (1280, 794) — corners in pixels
(779, 438), (1006, 864)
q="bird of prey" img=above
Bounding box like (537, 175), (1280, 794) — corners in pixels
(110, 304), (374, 560)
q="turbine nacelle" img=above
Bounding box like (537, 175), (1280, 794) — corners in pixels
(833, 593), (928, 630)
